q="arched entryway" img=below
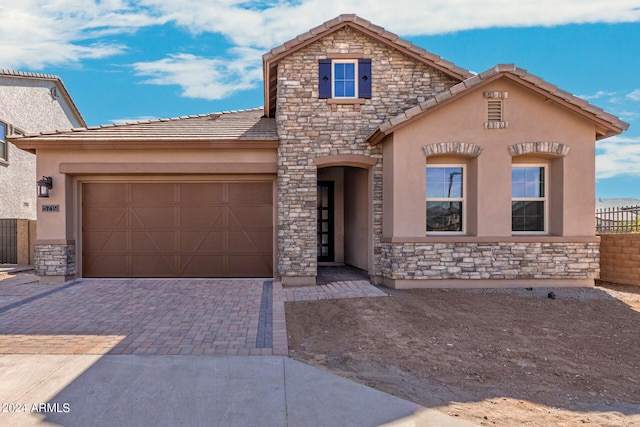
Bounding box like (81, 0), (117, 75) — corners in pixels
(314, 155), (376, 279)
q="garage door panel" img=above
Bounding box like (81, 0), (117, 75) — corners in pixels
(131, 231), (176, 252)
(228, 206), (272, 229)
(179, 231), (226, 252)
(130, 207), (177, 228)
(179, 206), (224, 228)
(179, 183), (224, 202)
(228, 255), (272, 277)
(131, 255), (177, 277)
(179, 256), (226, 277)
(228, 182), (272, 204)
(82, 207), (127, 229)
(83, 183), (127, 204)
(84, 255), (130, 277)
(131, 183), (176, 203)
(83, 181), (273, 278)
(83, 231), (127, 252)
(229, 231), (272, 253)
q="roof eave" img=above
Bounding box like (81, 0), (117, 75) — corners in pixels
(10, 137), (279, 151)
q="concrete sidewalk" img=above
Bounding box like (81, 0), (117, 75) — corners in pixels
(0, 354), (476, 427)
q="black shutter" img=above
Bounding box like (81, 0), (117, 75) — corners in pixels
(318, 59), (332, 99)
(358, 58), (372, 99)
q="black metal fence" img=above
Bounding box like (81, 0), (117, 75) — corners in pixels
(596, 205), (640, 234)
(0, 219), (17, 264)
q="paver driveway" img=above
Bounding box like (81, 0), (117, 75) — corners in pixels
(0, 273), (386, 356)
(0, 278), (281, 356)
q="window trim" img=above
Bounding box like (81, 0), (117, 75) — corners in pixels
(0, 121), (8, 163)
(511, 164), (548, 235)
(426, 164), (466, 235)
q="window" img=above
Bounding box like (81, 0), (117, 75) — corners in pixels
(512, 166), (546, 233)
(333, 60), (356, 98)
(426, 166), (464, 233)
(318, 58), (371, 99)
(0, 121), (7, 162)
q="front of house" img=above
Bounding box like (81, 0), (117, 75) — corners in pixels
(11, 15), (628, 288)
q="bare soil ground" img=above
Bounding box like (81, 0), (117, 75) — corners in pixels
(286, 282), (640, 426)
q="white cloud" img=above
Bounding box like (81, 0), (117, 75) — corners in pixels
(627, 89), (640, 101)
(0, 1), (163, 69)
(580, 91), (618, 100)
(110, 115), (161, 124)
(132, 48), (264, 100)
(139, 0), (640, 48)
(2, 0), (640, 99)
(596, 136), (640, 179)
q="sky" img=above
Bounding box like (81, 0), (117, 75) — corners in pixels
(1, 0), (639, 199)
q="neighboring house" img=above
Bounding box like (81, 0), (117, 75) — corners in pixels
(11, 15), (628, 287)
(1, 70), (85, 220)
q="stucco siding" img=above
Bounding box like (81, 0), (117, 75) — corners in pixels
(0, 142), (36, 219)
(0, 77), (83, 132)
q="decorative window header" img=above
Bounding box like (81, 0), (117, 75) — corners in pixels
(509, 142), (570, 157)
(423, 142), (483, 158)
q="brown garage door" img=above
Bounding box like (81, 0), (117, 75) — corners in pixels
(82, 182), (273, 278)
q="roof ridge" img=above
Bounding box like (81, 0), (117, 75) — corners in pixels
(0, 69), (61, 80)
(10, 107), (266, 138)
(262, 14), (473, 80)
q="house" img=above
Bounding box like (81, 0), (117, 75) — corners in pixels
(0, 70), (85, 264)
(10, 15), (628, 287)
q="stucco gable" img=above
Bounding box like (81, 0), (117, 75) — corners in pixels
(368, 64), (629, 145)
(262, 14), (473, 117)
(0, 70), (86, 130)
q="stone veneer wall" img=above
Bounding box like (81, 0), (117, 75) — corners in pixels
(599, 234), (640, 286)
(380, 241), (600, 280)
(34, 244), (75, 276)
(275, 26), (460, 280)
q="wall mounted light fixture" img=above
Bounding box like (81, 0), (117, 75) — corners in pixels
(37, 176), (53, 198)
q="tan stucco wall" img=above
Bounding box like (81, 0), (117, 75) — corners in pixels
(344, 167), (369, 270)
(384, 78), (597, 239)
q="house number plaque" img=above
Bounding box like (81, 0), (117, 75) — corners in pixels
(42, 204), (60, 213)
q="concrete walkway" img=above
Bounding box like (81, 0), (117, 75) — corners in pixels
(0, 354), (475, 427)
(0, 270), (475, 426)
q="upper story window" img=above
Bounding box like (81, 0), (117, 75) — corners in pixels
(318, 58), (372, 100)
(512, 165), (546, 233)
(0, 121), (7, 162)
(426, 165), (465, 234)
(333, 60), (356, 98)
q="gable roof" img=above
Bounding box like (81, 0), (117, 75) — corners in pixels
(10, 108), (278, 151)
(262, 14), (474, 117)
(368, 64), (630, 145)
(0, 69), (86, 128)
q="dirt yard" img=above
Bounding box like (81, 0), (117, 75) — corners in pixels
(286, 282), (640, 426)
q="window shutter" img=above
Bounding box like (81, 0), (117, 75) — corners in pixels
(358, 58), (372, 99)
(318, 59), (332, 99)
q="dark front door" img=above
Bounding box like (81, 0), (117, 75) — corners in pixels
(317, 181), (334, 262)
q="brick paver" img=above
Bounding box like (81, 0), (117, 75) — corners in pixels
(0, 274), (387, 357)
